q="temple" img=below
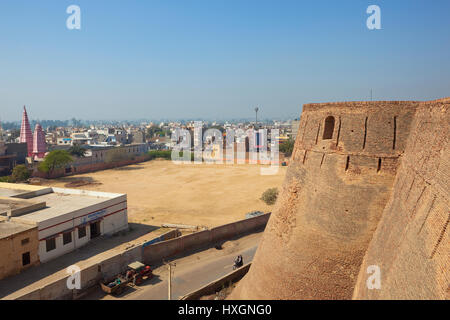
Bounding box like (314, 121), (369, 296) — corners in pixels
(32, 124), (46, 159)
(19, 106), (33, 157)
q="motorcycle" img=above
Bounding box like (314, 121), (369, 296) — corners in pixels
(233, 255), (244, 270)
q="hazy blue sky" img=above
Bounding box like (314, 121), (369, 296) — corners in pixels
(0, 0), (449, 121)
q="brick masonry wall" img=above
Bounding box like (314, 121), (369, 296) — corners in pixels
(32, 155), (150, 179)
(230, 100), (439, 300)
(0, 228), (39, 281)
(353, 98), (449, 299)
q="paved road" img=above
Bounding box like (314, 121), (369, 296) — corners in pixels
(86, 231), (262, 300)
(133, 246), (257, 300)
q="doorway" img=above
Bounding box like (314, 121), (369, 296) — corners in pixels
(90, 221), (101, 239)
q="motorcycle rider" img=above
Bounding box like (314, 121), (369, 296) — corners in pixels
(234, 255), (243, 268)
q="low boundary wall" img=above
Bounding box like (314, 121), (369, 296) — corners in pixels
(32, 155), (151, 179)
(143, 213), (270, 264)
(180, 263), (252, 300)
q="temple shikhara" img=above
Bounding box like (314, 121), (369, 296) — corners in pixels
(19, 106), (46, 160)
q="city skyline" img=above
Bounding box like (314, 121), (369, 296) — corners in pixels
(1, 0), (450, 121)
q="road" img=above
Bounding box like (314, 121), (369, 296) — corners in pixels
(84, 231), (263, 300)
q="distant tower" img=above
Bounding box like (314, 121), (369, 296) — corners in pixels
(0, 120), (6, 156)
(20, 106), (34, 157)
(32, 123), (46, 159)
(0, 119), (4, 141)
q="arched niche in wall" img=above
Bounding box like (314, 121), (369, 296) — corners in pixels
(323, 116), (335, 140)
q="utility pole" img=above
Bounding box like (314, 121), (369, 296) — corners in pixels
(0, 117), (4, 142)
(164, 260), (176, 300)
(370, 89), (373, 101)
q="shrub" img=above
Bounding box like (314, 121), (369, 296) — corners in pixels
(68, 145), (87, 158)
(0, 176), (12, 183)
(11, 165), (31, 182)
(260, 188), (279, 205)
(148, 150), (172, 160)
(147, 150), (195, 162)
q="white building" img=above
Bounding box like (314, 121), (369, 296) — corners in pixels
(0, 183), (128, 263)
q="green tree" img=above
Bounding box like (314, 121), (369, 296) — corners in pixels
(38, 150), (73, 177)
(146, 126), (170, 139)
(279, 139), (295, 157)
(11, 165), (31, 182)
(68, 145), (87, 158)
(147, 150), (172, 160)
(260, 188), (279, 205)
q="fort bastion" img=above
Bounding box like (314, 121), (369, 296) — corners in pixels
(231, 98), (449, 300)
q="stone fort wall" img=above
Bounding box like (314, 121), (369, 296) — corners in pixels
(230, 98), (448, 300)
(353, 98), (449, 299)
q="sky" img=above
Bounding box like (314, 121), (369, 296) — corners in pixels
(0, 0), (449, 122)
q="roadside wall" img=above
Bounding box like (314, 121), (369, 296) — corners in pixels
(180, 263), (252, 300)
(143, 213), (270, 264)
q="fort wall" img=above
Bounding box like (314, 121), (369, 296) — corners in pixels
(353, 98), (449, 299)
(230, 99), (448, 300)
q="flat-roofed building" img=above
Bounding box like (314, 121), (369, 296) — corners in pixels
(0, 220), (39, 280)
(0, 183), (128, 270)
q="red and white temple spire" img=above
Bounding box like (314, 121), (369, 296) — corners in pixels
(20, 106), (33, 157)
(32, 123), (47, 159)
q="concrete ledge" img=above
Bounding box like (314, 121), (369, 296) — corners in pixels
(180, 263), (251, 300)
(0, 197), (47, 217)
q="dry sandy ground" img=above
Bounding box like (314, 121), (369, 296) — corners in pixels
(42, 160), (287, 228)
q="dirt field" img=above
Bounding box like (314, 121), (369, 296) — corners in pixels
(41, 160), (287, 228)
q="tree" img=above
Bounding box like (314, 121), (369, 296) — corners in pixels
(38, 150), (73, 177)
(146, 126), (170, 139)
(279, 139), (295, 157)
(11, 165), (31, 182)
(68, 145), (87, 158)
(260, 188), (279, 205)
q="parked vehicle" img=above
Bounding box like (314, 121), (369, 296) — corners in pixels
(126, 261), (153, 286)
(100, 261), (153, 295)
(100, 276), (129, 296)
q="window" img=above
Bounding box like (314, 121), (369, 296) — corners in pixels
(323, 116), (335, 140)
(78, 226), (87, 239)
(46, 238), (56, 252)
(22, 252), (30, 266)
(63, 232), (72, 245)
(21, 238), (30, 246)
